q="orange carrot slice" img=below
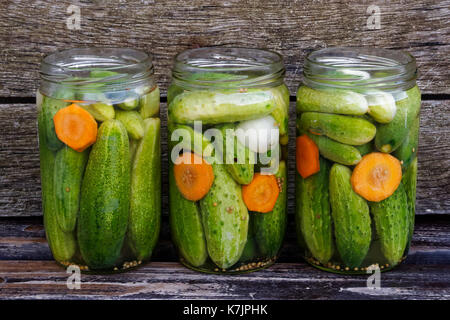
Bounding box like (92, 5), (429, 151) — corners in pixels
(53, 104), (98, 152)
(174, 152), (214, 201)
(351, 152), (402, 202)
(296, 134), (320, 179)
(242, 173), (280, 213)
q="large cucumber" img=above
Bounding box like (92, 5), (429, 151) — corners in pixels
(393, 116), (420, 169)
(298, 112), (376, 145)
(296, 86), (368, 115)
(38, 109), (77, 262)
(295, 157), (333, 264)
(219, 124), (255, 185)
(403, 157), (418, 242)
(370, 183), (409, 265)
(329, 164), (371, 268)
(78, 120), (131, 269)
(127, 118), (161, 261)
(375, 86), (421, 153)
(169, 163), (208, 267)
(168, 90), (276, 124)
(252, 160), (287, 258)
(304, 132), (362, 166)
(53, 147), (88, 232)
(200, 164), (249, 269)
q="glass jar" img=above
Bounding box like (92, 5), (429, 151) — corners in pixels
(295, 47), (420, 274)
(38, 48), (161, 273)
(168, 47), (289, 274)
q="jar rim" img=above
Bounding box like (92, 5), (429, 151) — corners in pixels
(172, 47), (285, 89)
(303, 47), (417, 91)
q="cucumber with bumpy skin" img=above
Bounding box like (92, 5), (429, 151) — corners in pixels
(296, 157), (333, 264)
(252, 160), (287, 258)
(139, 87), (160, 119)
(375, 86), (421, 153)
(296, 86), (368, 115)
(168, 90), (276, 125)
(38, 109), (77, 262)
(78, 120), (130, 269)
(53, 147), (88, 232)
(115, 110), (145, 140)
(127, 118), (161, 261)
(402, 157), (417, 243)
(169, 163), (208, 267)
(394, 116), (419, 169)
(298, 112), (376, 145)
(329, 164), (371, 268)
(370, 183), (409, 265)
(80, 102), (115, 122)
(200, 164), (249, 269)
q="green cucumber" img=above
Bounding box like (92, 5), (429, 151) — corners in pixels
(80, 102), (115, 122)
(89, 70), (119, 78)
(270, 84), (290, 136)
(168, 90), (276, 125)
(169, 123), (215, 162)
(394, 116), (420, 169)
(403, 157), (418, 243)
(53, 147), (88, 232)
(295, 157), (333, 264)
(219, 124), (255, 185)
(375, 86), (421, 153)
(38, 109), (77, 262)
(298, 112), (376, 145)
(139, 87), (160, 119)
(239, 215), (259, 263)
(127, 118), (161, 261)
(296, 86), (368, 115)
(78, 120), (131, 269)
(115, 110), (145, 140)
(304, 132), (362, 166)
(169, 163), (208, 267)
(252, 160), (287, 258)
(200, 164), (249, 269)
(329, 164), (371, 268)
(370, 183), (409, 265)
(365, 91), (397, 123)
(117, 97), (139, 111)
(355, 141), (374, 157)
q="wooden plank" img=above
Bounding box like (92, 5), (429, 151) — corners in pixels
(0, 261), (448, 300)
(1, 100), (449, 217)
(0, 216), (448, 263)
(0, 0), (449, 96)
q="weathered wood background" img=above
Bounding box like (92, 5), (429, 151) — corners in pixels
(0, 0), (449, 301)
(1, 0), (449, 217)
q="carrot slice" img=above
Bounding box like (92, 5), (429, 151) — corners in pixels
(53, 104), (98, 152)
(242, 173), (280, 213)
(174, 152), (214, 201)
(296, 134), (320, 178)
(351, 152), (402, 202)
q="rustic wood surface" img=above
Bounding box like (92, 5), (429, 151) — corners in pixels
(1, 101), (448, 217)
(0, 0), (449, 96)
(0, 216), (448, 300)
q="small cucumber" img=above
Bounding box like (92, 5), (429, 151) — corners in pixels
(117, 97), (140, 111)
(169, 163), (208, 267)
(168, 90), (276, 124)
(370, 183), (409, 265)
(38, 109), (77, 262)
(200, 164), (249, 269)
(304, 132), (362, 166)
(219, 124), (255, 185)
(78, 120), (131, 269)
(355, 141), (374, 157)
(394, 116), (420, 169)
(169, 123), (215, 162)
(252, 160), (287, 258)
(127, 118), (161, 261)
(329, 164), (371, 268)
(298, 112), (376, 145)
(53, 147), (88, 232)
(115, 110), (145, 140)
(89, 69), (119, 78)
(295, 157), (333, 264)
(139, 87), (160, 118)
(402, 157), (418, 243)
(296, 86), (368, 115)
(375, 86), (421, 153)
(80, 102), (115, 122)
(270, 84), (290, 136)
(365, 91), (397, 123)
